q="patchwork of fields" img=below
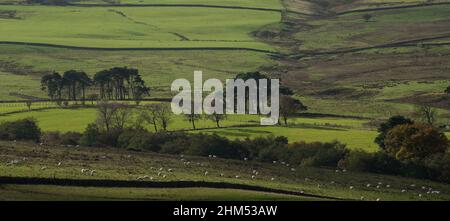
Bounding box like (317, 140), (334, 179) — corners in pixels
(0, 0), (449, 200)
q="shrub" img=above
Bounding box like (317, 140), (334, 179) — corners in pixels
(287, 141), (348, 167)
(79, 123), (100, 146)
(385, 123), (449, 159)
(0, 118), (41, 142)
(41, 131), (61, 145)
(60, 132), (82, 145)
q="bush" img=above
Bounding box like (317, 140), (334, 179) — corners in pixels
(287, 141), (348, 167)
(41, 131), (61, 145)
(385, 123), (449, 159)
(79, 123), (100, 146)
(0, 118), (41, 142)
(60, 132), (82, 145)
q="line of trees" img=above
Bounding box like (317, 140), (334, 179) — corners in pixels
(40, 67), (150, 103)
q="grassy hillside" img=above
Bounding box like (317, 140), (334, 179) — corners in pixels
(1, 141), (449, 201)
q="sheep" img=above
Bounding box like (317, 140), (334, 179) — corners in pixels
(349, 186), (354, 190)
(162, 175), (167, 179)
(286, 164), (290, 167)
(271, 177), (275, 181)
(89, 170), (96, 176)
(366, 184), (371, 187)
(167, 168), (173, 172)
(376, 198), (380, 202)
(208, 155), (212, 158)
(251, 175), (255, 179)
(330, 181), (335, 184)
(360, 196), (365, 201)
(300, 191), (304, 194)
(41, 166), (47, 170)
(157, 172), (162, 176)
(386, 184), (390, 188)
(81, 168), (88, 173)
(180, 154), (184, 158)
(335, 170), (339, 173)
(401, 189), (406, 193)
(342, 169), (347, 173)
(204, 171), (208, 176)
(410, 184), (416, 187)
(159, 167), (163, 171)
(213, 155), (217, 158)
(376, 185), (380, 189)
(290, 168), (296, 172)
(418, 194), (422, 198)
(220, 173), (224, 177)
(57, 162), (62, 166)
(235, 175), (240, 179)
(272, 161), (277, 164)
(378, 182), (382, 185)
(255, 171), (259, 175)
(244, 157), (248, 161)
(252, 170), (257, 174)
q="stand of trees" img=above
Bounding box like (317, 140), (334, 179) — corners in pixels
(41, 67), (150, 103)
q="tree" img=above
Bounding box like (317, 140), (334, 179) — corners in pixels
(185, 112), (202, 130)
(375, 115), (414, 150)
(154, 104), (172, 131)
(445, 86), (450, 94)
(25, 101), (33, 111)
(139, 104), (160, 132)
(414, 105), (437, 125)
(279, 95), (307, 126)
(96, 101), (119, 132)
(206, 113), (227, 128)
(41, 72), (63, 100)
(363, 14), (372, 22)
(385, 123), (449, 160)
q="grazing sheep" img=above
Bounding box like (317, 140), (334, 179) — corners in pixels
(335, 170), (339, 173)
(81, 169), (88, 173)
(342, 169), (347, 173)
(290, 168), (296, 172)
(251, 175), (255, 179)
(349, 186), (354, 190)
(300, 191), (304, 194)
(157, 172), (162, 176)
(41, 166), (47, 170)
(159, 167), (163, 171)
(410, 184), (416, 187)
(57, 162), (62, 166)
(168, 169), (173, 172)
(418, 194), (422, 198)
(204, 171), (208, 176)
(244, 157), (248, 161)
(401, 189), (406, 193)
(286, 164), (290, 167)
(330, 181), (335, 184)
(235, 175), (240, 179)
(208, 155), (212, 158)
(180, 154), (184, 158)
(255, 172), (259, 175)
(271, 177), (275, 181)
(220, 173), (224, 177)
(162, 175), (166, 179)
(386, 185), (390, 188)
(252, 170), (257, 174)
(213, 155), (217, 158)
(272, 161), (277, 164)
(376, 198), (380, 202)
(366, 184), (371, 187)
(360, 196), (365, 200)
(89, 170), (96, 176)
(376, 185), (380, 189)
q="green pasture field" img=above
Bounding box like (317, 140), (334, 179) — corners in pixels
(0, 5), (280, 50)
(1, 141), (449, 201)
(0, 45), (275, 99)
(0, 185), (310, 201)
(0, 105), (380, 150)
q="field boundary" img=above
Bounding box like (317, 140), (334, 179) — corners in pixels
(0, 176), (343, 200)
(0, 41), (278, 54)
(292, 34), (450, 58)
(337, 2), (450, 15)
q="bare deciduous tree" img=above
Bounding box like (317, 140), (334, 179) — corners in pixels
(414, 105), (437, 125)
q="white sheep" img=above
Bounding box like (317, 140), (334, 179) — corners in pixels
(204, 171), (208, 176)
(401, 189), (406, 193)
(251, 175), (255, 179)
(271, 177), (275, 181)
(41, 166), (47, 170)
(89, 170), (96, 176)
(235, 175), (240, 179)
